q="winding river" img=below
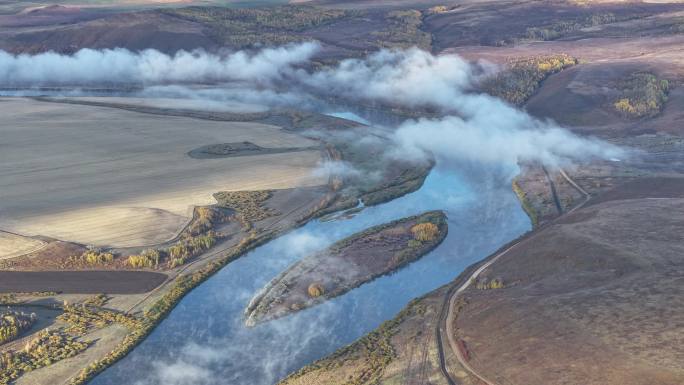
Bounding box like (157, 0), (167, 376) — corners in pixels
(92, 160), (530, 385)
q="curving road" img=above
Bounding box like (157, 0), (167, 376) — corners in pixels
(437, 168), (590, 385)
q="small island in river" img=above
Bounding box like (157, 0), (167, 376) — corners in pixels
(245, 210), (448, 326)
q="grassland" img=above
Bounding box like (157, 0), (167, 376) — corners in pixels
(454, 180), (684, 385)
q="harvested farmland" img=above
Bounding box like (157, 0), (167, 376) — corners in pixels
(0, 232), (45, 260)
(0, 97), (325, 251)
(245, 210), (447, 326)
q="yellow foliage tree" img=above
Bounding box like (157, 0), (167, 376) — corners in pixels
(411, 222), (439, 241)
(307, 283), (325, 298)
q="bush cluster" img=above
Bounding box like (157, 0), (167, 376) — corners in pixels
(164, 6), (351, 49)
(67, 250), (114, 267)
(0, 330), (88, 384)
(307, 283), (325, 298)
(127, 249), (161, 269)
(66, 231), (270, 385)
(476, 277), (505, 290)
(282, 299), (424, 385)
(167, 233), (216, 268)
(410, 222), (439, 241)
(0, 311), (37, 345)
(214, 190), (277, 231)
(59, 302), (141, 335)
(187, 207), (230, 236)
(482, 55), (578, 106)
(613, 72), (669, 118)
(371, 10), (432, 50)
(525, 12), (619, 41)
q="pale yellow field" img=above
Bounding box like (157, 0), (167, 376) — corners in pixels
(0, 231), (46, 260)
(0, 98), (326, 250)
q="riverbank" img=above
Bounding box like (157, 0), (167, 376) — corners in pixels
(276, 225), (536, 385)
(89, 165), (529, 385)
(67, 179), (440, 384)
(245, 211), (448, 326)
(0, 93), (443, 385)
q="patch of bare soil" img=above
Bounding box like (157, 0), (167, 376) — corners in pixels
(245, 211), (447, 326)
(0, 270), (167, 294)
(453, 180), (684, 385)
(0, 241), (86, 270)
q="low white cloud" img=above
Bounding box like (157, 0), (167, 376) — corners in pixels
(280, 231), (330, 258)
(312, 160), (361, 179)
(0, 43), (625, 169)
(148, 360), (214, 385)
(0, 42), (319, 85)
(299, 48), (478, 110)
(392, 115), (624, 167)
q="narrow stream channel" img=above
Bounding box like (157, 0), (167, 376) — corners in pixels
(92, 162), (531, 385)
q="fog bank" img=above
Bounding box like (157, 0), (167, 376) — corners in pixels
(0, 43), (318, 85)
(0, 44), (624, 167)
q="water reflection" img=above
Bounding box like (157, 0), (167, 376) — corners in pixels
(93, 167), (530, 385)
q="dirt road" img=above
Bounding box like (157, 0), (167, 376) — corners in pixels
(439, 168), (590, 385)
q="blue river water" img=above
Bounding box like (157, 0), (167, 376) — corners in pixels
(92, 163), (530, 385)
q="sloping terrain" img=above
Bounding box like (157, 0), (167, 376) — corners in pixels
(270, 2), (684, 385)
(0, 97), (324, 249)
(454, 178), (684, 385)
(0, 4), (431, 56)
(0, 232), (45, 260)
(1, 1), (684, 384)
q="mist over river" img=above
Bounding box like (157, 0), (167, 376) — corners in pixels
(92, 158), (530, 385)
